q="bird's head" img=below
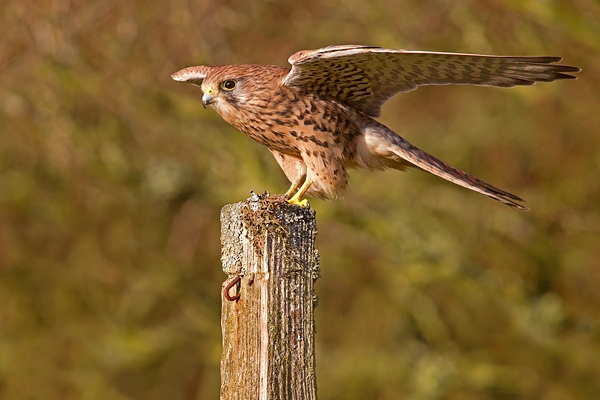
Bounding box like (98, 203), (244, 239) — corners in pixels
(171, 64), (288, 124)
(171, 65), (243, 115)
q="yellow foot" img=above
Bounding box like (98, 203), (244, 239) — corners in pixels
(287, 198), (309, 207)
(285, 175), (312, 207)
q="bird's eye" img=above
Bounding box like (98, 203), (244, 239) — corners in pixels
(221, 80), (236, 91)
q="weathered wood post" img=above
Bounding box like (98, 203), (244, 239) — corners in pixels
(220, 192), (319, 400)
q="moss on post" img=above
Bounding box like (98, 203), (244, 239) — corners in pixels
(220, 193), (319, 400)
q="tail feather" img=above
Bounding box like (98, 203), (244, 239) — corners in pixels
(364, 123), (529, 211)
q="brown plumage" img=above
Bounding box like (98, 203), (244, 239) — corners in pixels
(172, 45), (580, 210)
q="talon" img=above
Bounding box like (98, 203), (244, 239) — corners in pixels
(285, 176), (312, 207)
(287, 197), (309, 207)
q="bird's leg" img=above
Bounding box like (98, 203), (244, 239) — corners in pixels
(284, 172), (306, 198)
(287, 176), (312, 207)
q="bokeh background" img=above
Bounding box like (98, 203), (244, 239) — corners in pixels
(1, 0), (599, 399)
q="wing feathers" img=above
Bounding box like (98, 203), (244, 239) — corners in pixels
(171, 66), (213, 86)
(285, 46), (580, 117)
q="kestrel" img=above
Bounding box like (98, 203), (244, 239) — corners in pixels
(172, 45), (580, 210)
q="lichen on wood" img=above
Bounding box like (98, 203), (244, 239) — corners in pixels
(220, 192), (319, 400)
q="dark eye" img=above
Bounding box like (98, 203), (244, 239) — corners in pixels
(222, 80), (236, 90)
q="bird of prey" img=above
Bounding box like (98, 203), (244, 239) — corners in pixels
(172, 45), (580, 210)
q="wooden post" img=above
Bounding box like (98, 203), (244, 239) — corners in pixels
(219, 193), (319, 400)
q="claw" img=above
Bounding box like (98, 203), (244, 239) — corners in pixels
(286, 176), (312, 207)
(287, 197), (309, 207)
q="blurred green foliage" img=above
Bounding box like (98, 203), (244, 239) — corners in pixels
(1, 0), (599, 399)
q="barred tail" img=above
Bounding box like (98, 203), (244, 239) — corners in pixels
(364, 122), (529, 211)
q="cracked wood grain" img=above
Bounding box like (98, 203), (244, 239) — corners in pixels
(220, 193), (319, 400)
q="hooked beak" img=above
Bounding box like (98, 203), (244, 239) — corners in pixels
(202, 92), (216, 109)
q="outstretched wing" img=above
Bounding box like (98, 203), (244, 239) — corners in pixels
(283, 45), (581, 117)
(171, 66), (213, 86)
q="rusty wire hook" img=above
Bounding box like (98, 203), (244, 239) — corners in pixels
(224, 274), (242, 301)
